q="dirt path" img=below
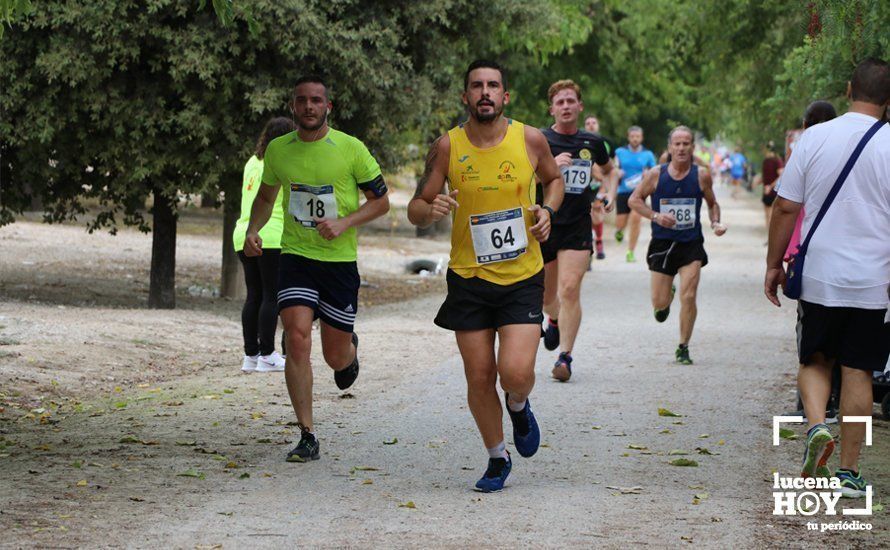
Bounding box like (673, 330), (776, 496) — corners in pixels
(1, 189), (887, 548)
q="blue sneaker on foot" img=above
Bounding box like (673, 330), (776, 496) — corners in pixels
(801, 423), (834, 478)
(474, 453), (512, 493)
(835, 469), (868, 498)
(505, 394), (540, 458)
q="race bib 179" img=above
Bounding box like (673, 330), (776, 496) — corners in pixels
(561, 159), (592, 195)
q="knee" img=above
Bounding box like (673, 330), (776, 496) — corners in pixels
(559, 280), (581, 301)
(499, 368), (535, 392)
(286, 326), (312, 353)
(680, 286), (698, 304)
(323, 344), (353, 370)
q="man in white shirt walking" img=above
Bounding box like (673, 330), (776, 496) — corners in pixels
(765, 57), (889, 498)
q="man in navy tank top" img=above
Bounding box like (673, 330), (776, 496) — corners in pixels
(628, 126), (727, 364)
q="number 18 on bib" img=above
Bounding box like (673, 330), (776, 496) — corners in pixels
(289, 183), (338, 228)
(469, 207), (528, 264)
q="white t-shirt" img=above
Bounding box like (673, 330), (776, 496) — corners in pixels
(776, 112), (890, 310)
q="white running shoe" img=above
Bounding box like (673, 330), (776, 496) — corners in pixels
(256, 351), (286, 372)
(241, 354), (259, 373)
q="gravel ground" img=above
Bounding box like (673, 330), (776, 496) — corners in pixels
(0, 188), (887, 548)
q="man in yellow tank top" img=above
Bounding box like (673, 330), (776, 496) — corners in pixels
(408, 59), (564, 493)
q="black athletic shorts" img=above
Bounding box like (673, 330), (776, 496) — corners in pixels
(541, 216), (593, 264)
(277, 253), (360, 332)
(616, 192), (633, 215)
(434, 269), (544, 331)
(797, 300), (890, 372)
(646, 238), (708, 276)
(762, 193), (777, 207)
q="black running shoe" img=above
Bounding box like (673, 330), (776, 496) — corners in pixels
(542, 319), (559, 351)
(334, 333), (359, 390)
(286, 428), (320, 462)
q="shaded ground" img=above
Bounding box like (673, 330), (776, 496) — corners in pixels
(0, 188), (887, 548)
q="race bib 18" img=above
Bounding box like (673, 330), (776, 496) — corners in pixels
(659, 197), (696, 230)
(469, 207), (528, 264)
(561, 159), (592, 195)
(289, 183), (338, 228)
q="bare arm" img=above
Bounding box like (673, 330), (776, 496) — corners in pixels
(407, 135), (455, 228)
(525, 126), (564, 242)
(700, 170), (725, 233)
(627, 168), (668, 225)
(316, 187), (390, 241)
(764, 196), (802, 307)
(244, 183), (281, 256)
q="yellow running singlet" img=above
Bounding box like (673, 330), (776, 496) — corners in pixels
(446, 119), (542, 285)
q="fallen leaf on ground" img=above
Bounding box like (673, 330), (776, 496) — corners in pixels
(175, 440), (197, 446)
(669, 459), (699, 467)
(225, 461), (238, 469)
(129, 496), (145, 502)
(177, 470), (205, 479)
(606, 486), (643, 494)
(362, 479), (373, 485)
(75, 479), (87, 487)
(668, 449), (689, 456)
(398, 501), (416, 509)
(351, 466), (379, 472)
(696, 447), (717, 455)
(659, 429), (672, 434)
(717, 439), (725, 445)
(383, 438), (398, 445)
(698, 434), (710, 439)
(658, 408), (682, 417)
(119, 436), (139, 444)
(872, 503), (884, 512)
(238, 472), (250, 479)
(779, 428), (797, 440)
(627, 444), (648, 450)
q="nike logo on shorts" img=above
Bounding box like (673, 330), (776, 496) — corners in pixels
(528, 312), (542, 319)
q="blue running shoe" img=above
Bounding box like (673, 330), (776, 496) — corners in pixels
(835, 469), (868, 498)
(552, 352), (572, 382)
(542, 319), (559, 351)
(474, 453), (512, 493)
(505, 394), (540, 458)
(801, 423), (834, 478)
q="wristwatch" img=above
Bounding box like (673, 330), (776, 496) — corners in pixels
(542, 205), (555, 218)
(652, 212), (659, 222)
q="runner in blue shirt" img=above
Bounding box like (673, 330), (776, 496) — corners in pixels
(614, 126), (657, 262)
(729, 147), (748, 198)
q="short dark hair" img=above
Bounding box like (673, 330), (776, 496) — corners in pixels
(464, 59), (507, 91)
(293, 74), (328, 98)
(850, 57), (890, 105)
(256, 117), (296, 159)
(803, 100), (837, 129)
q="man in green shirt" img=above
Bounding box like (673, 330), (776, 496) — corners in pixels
(244, 75), (390, 462)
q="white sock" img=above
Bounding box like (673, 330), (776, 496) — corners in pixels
(507, 397), (527, 412)
(487, 441), (508, 460)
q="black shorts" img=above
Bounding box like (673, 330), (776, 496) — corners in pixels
(797, 301), (890, 372)
(541, 216), (593, 264)
(762, 193), (777, 206)
(646, 238), (708, 276)
(616, 192), (632, 215)
(277, 253), (360, 332)
(434, 269), (544, 331)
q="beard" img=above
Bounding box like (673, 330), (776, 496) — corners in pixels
(298, 110), (327, 132)
(469, 100), (503, 124)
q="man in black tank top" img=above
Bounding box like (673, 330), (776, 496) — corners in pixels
(539, 80), (617, 382)
(629, 126), (727, 365)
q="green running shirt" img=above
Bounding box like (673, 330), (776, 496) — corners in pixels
(233, 155), (284, 251)
(261, 129), (382, 262)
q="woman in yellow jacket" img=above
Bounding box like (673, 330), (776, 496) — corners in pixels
(233, 117), (295, 372)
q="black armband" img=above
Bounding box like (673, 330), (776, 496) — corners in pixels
(358, 174), (388, 198)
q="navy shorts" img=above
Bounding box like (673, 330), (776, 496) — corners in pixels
(277, 253), (360, 332)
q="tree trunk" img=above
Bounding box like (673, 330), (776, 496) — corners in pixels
(220, 178), (245, 299)
(200, 191), (218, 208)
(148, 186), (177, 309)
